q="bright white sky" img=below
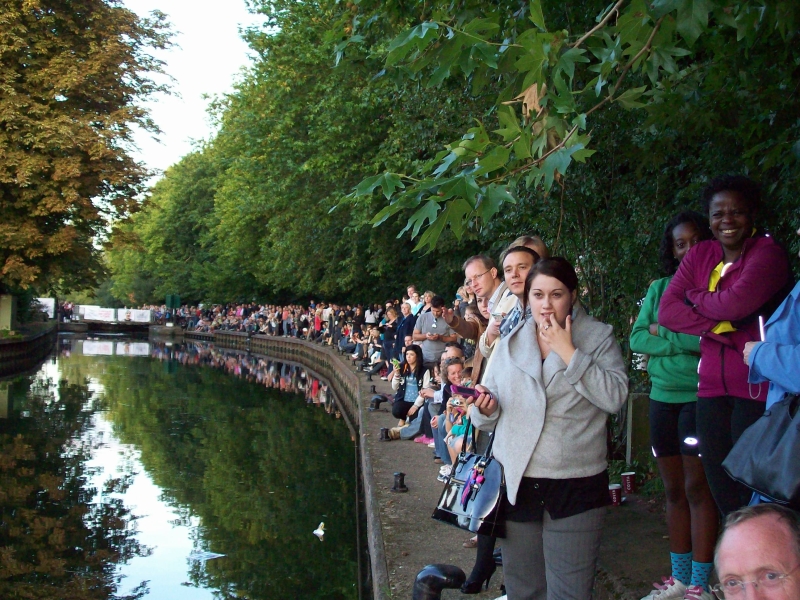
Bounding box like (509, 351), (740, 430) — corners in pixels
(123, 0), (263, 181)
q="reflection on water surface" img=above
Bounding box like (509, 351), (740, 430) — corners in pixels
(0, 337), (360, 600)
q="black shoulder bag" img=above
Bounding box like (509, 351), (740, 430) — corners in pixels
(722, 392), (800, 508)
(431, 425), (505, 537)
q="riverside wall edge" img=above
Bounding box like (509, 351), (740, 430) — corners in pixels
(185, 331), (390, 600)
(0, 323), (58, 378)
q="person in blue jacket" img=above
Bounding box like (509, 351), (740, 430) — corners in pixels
(743, 226), (800, 407)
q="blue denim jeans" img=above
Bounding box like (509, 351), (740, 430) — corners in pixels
(433, 413), (451, 465)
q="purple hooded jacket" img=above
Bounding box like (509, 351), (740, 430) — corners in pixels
(659, 234), (791, 401)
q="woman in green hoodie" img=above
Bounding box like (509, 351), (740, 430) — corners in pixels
(631, 211), (719, 600)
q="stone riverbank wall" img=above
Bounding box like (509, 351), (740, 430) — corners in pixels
(185, 331), (389, 600)
(0, 323), (58, 378)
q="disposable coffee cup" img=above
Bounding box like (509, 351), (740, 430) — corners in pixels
(621, 472), (636, 494)
(608, 483), (622, 506)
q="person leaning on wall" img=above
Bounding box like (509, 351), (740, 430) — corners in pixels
(659, 175), (793, 516)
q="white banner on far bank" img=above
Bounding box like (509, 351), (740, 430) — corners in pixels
(117, 309), (152, 323)
(82, 341), (114, 355)
(116, 342), (150, 356)
(82, 306), (117, 322)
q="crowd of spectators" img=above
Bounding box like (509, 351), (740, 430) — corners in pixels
(90, 174), (798, 600)
(138, 301), (385, 343)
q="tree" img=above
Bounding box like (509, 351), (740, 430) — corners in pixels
(105, 0), (491, 305)
(135, 146), (221, 303)
(340, 0), (800, 252)
(0, 0), (171, 293)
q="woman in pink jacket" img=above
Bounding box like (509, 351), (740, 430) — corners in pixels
(659, 175), (792, 516)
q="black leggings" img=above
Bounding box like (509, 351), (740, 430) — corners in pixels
(467, 534), (497, 583)
(696, 395), (765, 516)
(392, 399), (415, 421)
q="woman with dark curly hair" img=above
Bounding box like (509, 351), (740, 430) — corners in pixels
(660, 175), (792, 518)
(631, 211), (718, 600)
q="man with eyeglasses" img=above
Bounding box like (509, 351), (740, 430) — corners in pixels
(463, 255), (506, 313)
(413, 295), (456, 369)
(712, 503), (800, 599)
(443, 255), (508, 380)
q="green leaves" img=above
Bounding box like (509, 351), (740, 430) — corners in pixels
(615, 85), (647, 109)
(353, 172), (405, 200)
(386, 22), (440, 66)
(474, 145), (511, 176)
(342, 0), (741, 251)
(556, 48), (590, 81)
(676, 0), (714, 45)
(529, 0), (548, 32)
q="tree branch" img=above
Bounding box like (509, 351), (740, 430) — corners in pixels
(571, 0), (626, 49)
(585, 16), (664, 117)
(434, 21), (521, 48)
(484, 124), (580, 184)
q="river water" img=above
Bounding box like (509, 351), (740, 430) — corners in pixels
(0, 336), (364, 600)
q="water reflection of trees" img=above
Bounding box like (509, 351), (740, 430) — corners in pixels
(0, 376), (149, 600)
(93, 342), (360, 600)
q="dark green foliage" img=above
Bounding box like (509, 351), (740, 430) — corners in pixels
(104, 0), (799, 349)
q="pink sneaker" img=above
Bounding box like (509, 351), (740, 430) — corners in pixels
(414, 435), (434, 444)
(683, 585), (713, 600)
(640, 576), (686, 600)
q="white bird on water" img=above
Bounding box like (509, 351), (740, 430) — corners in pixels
(313, 522), (325, 540)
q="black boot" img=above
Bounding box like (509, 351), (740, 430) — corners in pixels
(461, 535), (498, 594)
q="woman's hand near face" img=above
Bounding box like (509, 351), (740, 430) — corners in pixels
(471, 384), (498, 416)
(539, 314), (576, 364)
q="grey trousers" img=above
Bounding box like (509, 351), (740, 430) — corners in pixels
(503, 507), (606, 600)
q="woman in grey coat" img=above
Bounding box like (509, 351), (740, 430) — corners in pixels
(471, 257), (628, 600)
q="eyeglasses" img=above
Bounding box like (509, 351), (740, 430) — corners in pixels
(712, 564), (800, 598)
(466, 268), (492, 284)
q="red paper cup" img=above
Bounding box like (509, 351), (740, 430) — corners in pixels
(608, 483), (622, 506)
(621, 472), (636, 495)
